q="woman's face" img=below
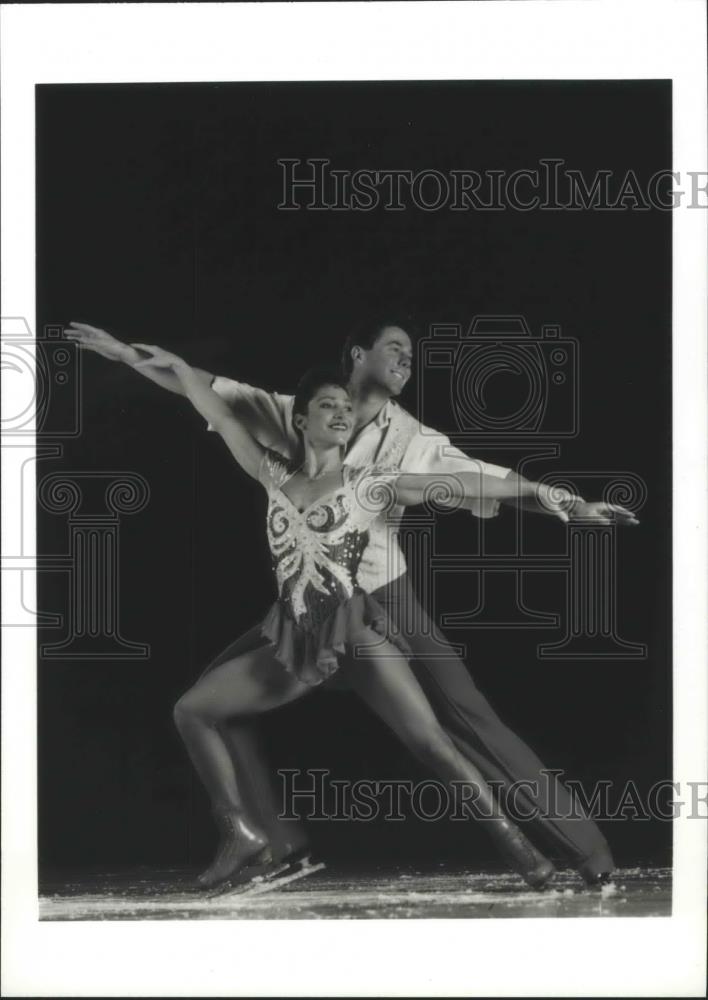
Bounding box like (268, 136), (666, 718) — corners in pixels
(297, 384), (354, 448)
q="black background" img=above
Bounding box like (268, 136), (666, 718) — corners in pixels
(36, 81), (671, 874)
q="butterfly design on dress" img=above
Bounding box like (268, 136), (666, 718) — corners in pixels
(267, 489), (366, 624)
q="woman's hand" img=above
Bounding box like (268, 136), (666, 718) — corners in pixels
(130, 343), (189, 373)
(64, 322), (135, 363)
(65, 327), (213, 398)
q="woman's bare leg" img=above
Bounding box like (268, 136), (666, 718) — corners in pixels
(198, 629), (311, 862)
(174, 646), (310, 810)
(343, 634), (555, 888)
(224, 721), (311, 862)
(173, 647), (312, 886)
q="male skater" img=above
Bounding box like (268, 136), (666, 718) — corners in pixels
(66, 318), (636, 886)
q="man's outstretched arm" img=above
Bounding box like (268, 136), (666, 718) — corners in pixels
(406, 431), (637, 524)
(64, 322), (294, 453)
(64, 322), (214, 395)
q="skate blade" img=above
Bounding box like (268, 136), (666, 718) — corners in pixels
(217, 858), (326, 898)
(203, 853), (279, 899)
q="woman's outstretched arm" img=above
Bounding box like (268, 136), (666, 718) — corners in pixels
(133, 345), (265, 480)
(65, 322), (296, 455)
(64, 322), (214, 396)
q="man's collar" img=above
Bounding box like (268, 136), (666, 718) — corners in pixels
(373, 398), (397, 428)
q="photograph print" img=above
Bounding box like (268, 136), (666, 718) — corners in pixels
(32, 76), (674, 922)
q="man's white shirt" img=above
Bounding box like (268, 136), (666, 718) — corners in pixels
(208, 376), (511, 593)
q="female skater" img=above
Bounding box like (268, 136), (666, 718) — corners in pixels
(130, 345), (574, 893)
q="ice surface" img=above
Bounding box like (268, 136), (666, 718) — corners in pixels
(39, 865), (671, 921)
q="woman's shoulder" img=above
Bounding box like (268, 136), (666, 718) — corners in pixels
(260, 448), (297, 489)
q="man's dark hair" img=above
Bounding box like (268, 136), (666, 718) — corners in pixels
(340, 316), (417, 378)
(292, 365), (350, 433)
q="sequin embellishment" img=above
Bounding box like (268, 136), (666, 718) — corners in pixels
(263, 457), (378, 630)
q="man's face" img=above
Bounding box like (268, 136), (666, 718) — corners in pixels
(355, 326), (413, 396)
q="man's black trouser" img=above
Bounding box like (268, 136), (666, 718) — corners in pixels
(200, 573), (614, 879)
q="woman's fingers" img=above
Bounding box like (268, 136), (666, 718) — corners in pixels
(133, 357), (172, 369)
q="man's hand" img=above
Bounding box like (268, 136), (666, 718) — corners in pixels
(64, 322), (136, 363)
(65, 325), (214, 398)
(567, 500), (640, 526)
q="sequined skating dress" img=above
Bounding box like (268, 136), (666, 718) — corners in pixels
(257, 450), (409, 685)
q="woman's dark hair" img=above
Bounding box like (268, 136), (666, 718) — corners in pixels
(340, 315), (417, 377)
(291, 365), (350, 436)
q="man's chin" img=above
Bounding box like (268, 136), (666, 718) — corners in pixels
(372, 374), (408, 398)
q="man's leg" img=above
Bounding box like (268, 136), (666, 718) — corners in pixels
(342, 630), (554, 889)
(199, 626), (311, 863)
(370, 574), (615, 881)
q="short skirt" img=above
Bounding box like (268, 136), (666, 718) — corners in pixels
(259, 588), (412, 687)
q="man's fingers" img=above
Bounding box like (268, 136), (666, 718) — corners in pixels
(65, 326), (105, 342)
(571, 516), (640, 526)
(605, 504), (640, 524)
(65, 334), (112, 352)
(67, 322), (105, 335)
(569, 505), (640, 526)
(606, 503), (633, 516)
(66, 338), (100, 349)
